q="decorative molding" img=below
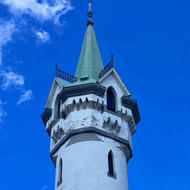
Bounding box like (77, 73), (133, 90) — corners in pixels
(104, 107), (128, 122)
(46, 98), (136, 136)
(67, 115), (99, 129)
(41, 108), (52, 126)
(41, 93), (139, 137)
(50, 127), (132, 162)
(46, 118), (61, 136)
(121, 96), (141, 125)
(62, 98), (104, 119)
(98, 67), (131, 96)
(102, 117), (121, 133)
(58, 83), (106, 103)
(126, 115), (135, 131)
(41, 83), (105, 133)
(52, 126), (65, 144)
(62, 98), (132, 124)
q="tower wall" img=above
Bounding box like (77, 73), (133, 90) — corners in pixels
(55, 136), (129, 190)
(48, 89), (135, 190)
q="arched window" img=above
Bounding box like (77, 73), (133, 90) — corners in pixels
(107, 87), (116, 112)
(108, 151), (115, 177)
(54, 97), (60, 120)
(57, 158), (63, 187)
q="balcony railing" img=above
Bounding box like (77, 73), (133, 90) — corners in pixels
(56, 65), (77, 83)
(99, 54), (114, 78)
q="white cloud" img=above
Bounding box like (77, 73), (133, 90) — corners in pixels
(0, 70), (33, 109)
(0, 70), (24, 90)
(0, 0), (73, 127)
(0, 100), (7, 124)
(0, 0), (73, 65)
(0, 20), (16, 65)
(17, 90), (33, 105)
(1, 0), (73, 23)
(0, 20), (15, 47)
(36, 31), (50, 43)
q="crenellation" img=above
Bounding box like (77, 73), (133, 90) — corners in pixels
(49, 107), (133, 152)
(45, 96), (135, 139)
(52, 126), (65, 144)
(102, 117), (121, 133)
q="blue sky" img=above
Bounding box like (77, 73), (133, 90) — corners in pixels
(0, 0), (189, 190)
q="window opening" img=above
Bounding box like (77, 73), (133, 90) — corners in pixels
(54, 97), (60, 120)
(108, 151), (114, 177)
(57, 158), (63, 186)
(107, 87), (116, 112)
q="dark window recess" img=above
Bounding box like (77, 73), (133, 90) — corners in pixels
(107, 87), (116, 112)
(57, 159), (63, 187)
(108, 151), (114, 177)
(54, 98), (60, 120)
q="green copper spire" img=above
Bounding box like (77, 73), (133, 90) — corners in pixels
(75, 0), (104, 84)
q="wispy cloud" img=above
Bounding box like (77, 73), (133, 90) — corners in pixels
(17, 90), (33, 105)
(0, 20), (16, 65)
(0, 70), (24, 90)
(1, 0), (73, 23)
(0, 0), (73, 65)
(36, 31), (50, 43)
(0, 100), (7, 124)
(0, 0), (73, 126)
(0, 70), (32, 125)
(0, 70), (33, 105)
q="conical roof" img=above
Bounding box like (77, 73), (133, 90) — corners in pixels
(75, 23), (104, 83)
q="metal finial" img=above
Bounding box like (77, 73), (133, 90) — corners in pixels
(87, 0), (94, 26)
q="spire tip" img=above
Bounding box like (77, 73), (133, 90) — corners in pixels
(87, 0), (94, 26)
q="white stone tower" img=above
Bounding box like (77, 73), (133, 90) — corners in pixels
(41, 1), (140, 190)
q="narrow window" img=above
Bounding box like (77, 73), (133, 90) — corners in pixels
(108, 151), (115, 177)
(107, 87), (116, 112)
(57, 158), (63, 187)
(54, 97), (60, 120)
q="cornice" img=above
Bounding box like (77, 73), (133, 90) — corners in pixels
(50, 127), (132, 162)
(121, 96), (141, 125)
(58, 83), (106, 103)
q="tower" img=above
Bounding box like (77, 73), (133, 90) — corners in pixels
(41, 1), (140, 190)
